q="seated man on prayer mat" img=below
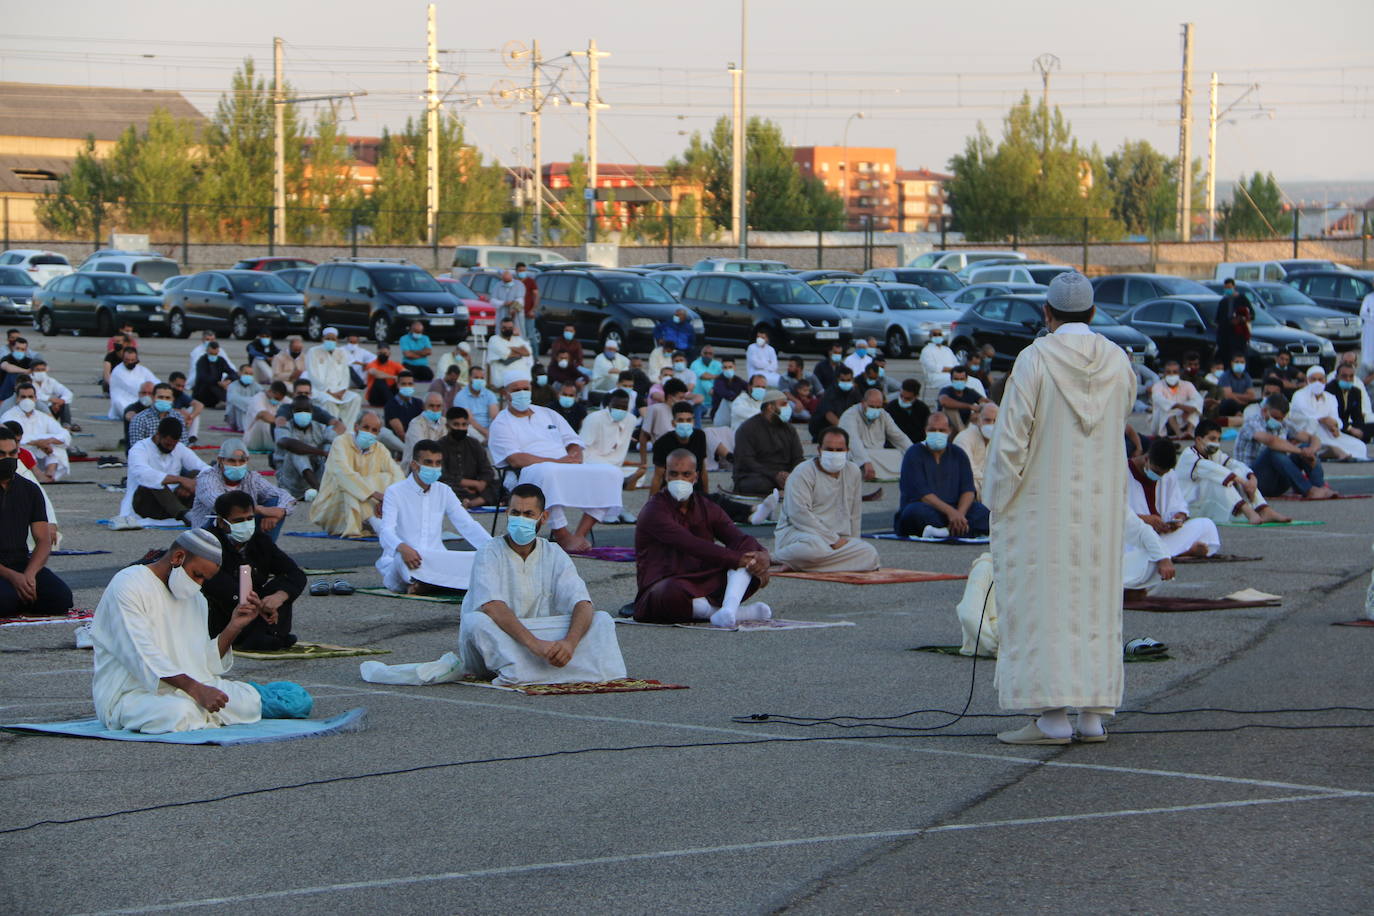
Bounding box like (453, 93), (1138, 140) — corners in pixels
(201, 490), (305, 651)
(733, 388), (802, 497)
(581, 389), (647, 497)
(2, 379), (72, 481)
(633, 449), (771, 627)
(90, 529), (283, 733)
(1175, 419), (1289, 525)
(1127, 439), (1222, 559)
(487, 374), (623, 553)
(438, 407), (498, 509)
(245, 381), (288, 452)
(1289, 364), (1369, 461)
(118, 418), (210, 524)
(402, 391), (448, 463)
(1123, 511), (1177, 600)
(458, 484), (626, 686)
(375, 438), (493, 594)
(308, 410), (404, 538)
(305, 328), (364, 428)
(838, 387), (913, 482)
(273, 396), (337, 501)
(952, 401), (997, 499)
(894, 412), (991, 539)
(774, 426), (880, 573)
(1150, 359), (1204, 438)
(1233, 393), (1334, 499)
(650, 400), (710, 495)
(0, 425), (72, 617)
(188, 438), (295, 535)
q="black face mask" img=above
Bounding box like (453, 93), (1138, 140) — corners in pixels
(448, 428), (468, 441)
(377, 352), (390, 362)
(500, 329), (513, 339)
(0, 457), (16, 481)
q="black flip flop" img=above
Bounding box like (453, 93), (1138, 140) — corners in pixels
(331, 579), (356, 596)
(309, 581), (331, 596)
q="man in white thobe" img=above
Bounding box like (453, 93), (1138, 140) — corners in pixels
(746, 331), (781, 387)
(983, 271), (1137, 746)
(3, 380), (72, 481)
(224, 366), (261, 432)
(580, 389), (646, 492)
(488, 375), (623, 553)
(308, 411), (403, 538)
(1122, 511), (1176, 597)
(30, 360), (74, 428)
(186, 331), (214, 389)
(1128, 436), (1221, 560)
(1360, 289), (1374, 386)
(843, 339), (876, 378)
(458, 484), (626, 686)
(729, 375), (766, 431)
(1149, 359), (1204, 437)
(774, 427), (880, 572)
(1290, 365), (1369, 460)
(375, 439), (492, 593)
(919, 332), (958, 404)
(952, 402), (997, 498)
(245, 382), (287, 452)
(591, 340), (629, 393)
(305, 328), (363, 428)
(116, 419), (211, 526)
(838, 388), (914, 482)
(1175, 419), (1289, 525)
(106, 346), (159, 420)
(91, 530), (266, 733)
(486, 317), (533, 390)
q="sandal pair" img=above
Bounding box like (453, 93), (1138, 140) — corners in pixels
(309, 579), (355, 596)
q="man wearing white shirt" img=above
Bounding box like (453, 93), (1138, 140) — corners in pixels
(374, 438), (493, 594)
(117, 418), (211, 524)
(305, 327), (363, 428)
(746, 330), (781, 386)
(591, 339), (629, 393)
(402, 391), (448, 463)
(29, 359), (74, 429)
(1360, 289), (1374, 387)
(343, 334), (375, 388)
(2, 380), (72, 481)
(729, 374), (767, 431)
(488, 375), (624, 553)
(581, 389), (646, 497)
(488, 270), (526, 325)
(647, 339), (677, 382)
(1290, 364), (1369, 460)
(1149, 359), (1204, 437)
(843, 338), (876, 378)
(107, 346), (159, 420)
(486, 317), (533, 390)
(920, 331), (958, 398)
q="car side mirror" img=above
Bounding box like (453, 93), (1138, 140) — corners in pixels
(1021, 320), (1039, 330)
(585, 297), (603, 306)
(1184, 320), (1204, 332)
(356, 286), (372, 295)
(737, 298), (752, 308)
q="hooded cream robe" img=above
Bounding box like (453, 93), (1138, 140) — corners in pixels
(983, 325), (1135, 712)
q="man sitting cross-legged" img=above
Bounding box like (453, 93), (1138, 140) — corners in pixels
(1127, 438), (1222, 559)
(458, 483), (626, 686)
(273, 395), (337, 502)
(308, 410), (404, 538)
(488, 374), (624, 553)
(581, 388), (647, 494)
(1175, 419), (1289, 525)
(200, 490), (305, 651)
(1150, 359), (1204, 438)
(2, 379), (72, 481)
(118, 418), (210, 523)
(633, 448), (771, 627)
(895, 412), (991, 539)
(1234, 393), (1334, 500)
(438, 407), (498, 509)
(774, 426), (880, 573)
(838, 386), (913, 482)
(375, 438), (493, 595)
(650, 400), (710, 495)
(0, 425), (72, 618)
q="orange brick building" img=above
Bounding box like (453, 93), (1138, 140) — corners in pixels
(792, 146), (899, 230)
(895, 168), (953, 233)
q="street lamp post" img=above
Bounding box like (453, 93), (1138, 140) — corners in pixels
(841, 112), (865, 229)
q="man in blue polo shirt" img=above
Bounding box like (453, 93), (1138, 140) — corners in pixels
(397, 321), (434, 382)
(895, 412), (990, 539)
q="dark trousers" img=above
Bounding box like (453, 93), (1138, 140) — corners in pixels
(193, 384), (226, 409)
(407, 365), (434, 382)
(895, 500), (991, 537)
(0, 565), (74, 616)
(1252, 448), (1325, 497)
(634, 570), (760, 623)
(133, 486), (193, 521)
(732, 472), (779, 497)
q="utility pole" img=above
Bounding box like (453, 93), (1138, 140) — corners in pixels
(730, 62), (743, 249)
(273, 37), (285, 248)
(738, 0), (748, 255)
(1176, 22), (1194, 241)
(530, 39), (543, 245)
(425, 3), (440, 248)
(572, 39), (609, 244)
(1206, 71), (1218, 241)
(1032, 53), (1060, 160)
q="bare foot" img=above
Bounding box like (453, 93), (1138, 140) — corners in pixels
(1257, 507), (1291, 523)
(1304, 486), (1336, 500)
(1238, 504), (1263, 524)
(553, 529), (591, 553)
(1180, 542), (1211, 558)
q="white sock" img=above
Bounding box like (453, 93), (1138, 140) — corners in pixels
(1035, 708), (1072, 739)
(1077, 712), (1105, 737)
(691, 597), (716, 621)
(710, 568), (753, 627)
(748, 489), (779, 525)
(736, 601), (772, 621)
(922, 525), (950, 540)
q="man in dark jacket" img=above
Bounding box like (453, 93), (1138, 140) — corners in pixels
(192, 340), (238, 408)
(734, 389), (803, 496)
(200, 489), (305, 650)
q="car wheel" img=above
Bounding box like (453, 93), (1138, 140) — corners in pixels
(95, 310), (114, 337)
(885, 327), (908, 359)
(371, 313), (393, 343)
(168, 310), (189, 339)
(231, 310), (251, 340)
(305, 311), (324, 341)
(599, 325), (623, 351)
(38, 310), (57, 337)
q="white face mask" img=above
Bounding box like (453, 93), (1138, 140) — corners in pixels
(755, 337), (766, 348)
(665, 478), (694, 502)
(980, 424), (996, 439)
(168, 564), (202, 601)
(1308, 380), (1326, 395)
(17, 398), (35, 413)
(819, 450), (848, 473)
(31, 371), (47, 383)
(1163, 374), (1180, 387)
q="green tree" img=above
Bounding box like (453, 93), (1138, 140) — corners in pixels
(112, 108), (201, 237)
(1219, 172), (1285, 239)
(301, 109), (362, 241)
(36, 137), (117, 237)
(1106, 139), (1172, 236)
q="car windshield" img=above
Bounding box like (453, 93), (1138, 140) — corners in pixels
(229, 273), (295, 294)
(653, 273), (686, 298)
(882, 287), (945, 310)
(602, 276), (677, 304)
(896, 270), (961, 292)
(1153, 276), (1211, 295)
(906, 252), (941, 268)
(372, 268), (443, 293)
(132, 261), (179, 285)
(1255, 285), (1315, 307)
(29, 254), (69, 266)
(0, 268), (37, 287)
(441, 278), (479, 299)
(750, 278), (825, 305)
(94, 276), (156, 296)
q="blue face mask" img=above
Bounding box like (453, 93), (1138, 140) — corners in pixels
(778, 403), (793, 423)
(609, 407), (628, 422)
(238, 376), (253, 386)
(558, 395), (576, 409)
(925, 432), (948, 451)
(422, 409), (442, 423)
(675, 421), (695, 439)
(830, 352), (841, 362)
(877, 367), (885, 378)
(323, 340), (337, 352)
(855, 347), (867, 357)
(293, 411), (313, 428)
(222, 464), (248, 482)
(837, 380), (853, 392)
(506, 514), (538, 545)
(258, 337), (271, 346)
(1231, 362), (1245, 375)
(207, 354), (219, 363)
(864, 406), (882, 421)
(751, 387), (766, 401)
(536, 374), (548, 387)
(417, 465), (442, 486)
(1265, 417), (1285, 433)
(564, 331), (575, 341)
(509, 390), (532, 411)
(399, 386), (415, 398)
(722, 369), (735, 379)
(951, 380), (967, 392)
(153, 399), (173, 413)
(354, 431), (377, 451)
(1144, 468), (1163, 482)
(1338, 379), (1353, 390)
(470, 378), (486, 392)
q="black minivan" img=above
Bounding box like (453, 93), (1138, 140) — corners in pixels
(301, 258), (469, 343)
(678, 272), (851, 353)
(533, 269), (702, 351)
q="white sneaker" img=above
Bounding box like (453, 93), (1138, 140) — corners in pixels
(921, 525), (951, 540)
(108, 515), (143, 531)
(303, 488), (318, 503)
(74, 623), (93, 649)
(617, 508), (638, 524)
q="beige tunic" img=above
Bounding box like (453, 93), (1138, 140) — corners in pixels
(773, 458), (879, 572)
(983, 326), (1135, 712)
(308, 432), (404, 537)
(952, 425), (990, 498)
(838, 403), (913, 481)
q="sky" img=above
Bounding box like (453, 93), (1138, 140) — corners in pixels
(4, 0), (1373, 198)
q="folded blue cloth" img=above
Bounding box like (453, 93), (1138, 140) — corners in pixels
(2, 708), (365, 745)
(248, 681), (314, 719)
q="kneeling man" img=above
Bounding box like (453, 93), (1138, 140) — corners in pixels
(1127, 439), (1221, 559)
(774, 427), (880, 572)
(458, 484), (626, 686)
(376, 438), (493, 594)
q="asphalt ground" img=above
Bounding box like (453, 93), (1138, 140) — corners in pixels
(1, 332), (1371, 915)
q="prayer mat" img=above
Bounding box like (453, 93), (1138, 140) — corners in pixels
(770, 567), (967, 585)
(615, 618), (855, 632)
(1, 608), (93, 629)
(354, 586), (465, 604)
(1174, 553), (1261, 564)
(51, 549), (112, 556)
(1220, 519), (1324, 528)
(208, 425), (238, 432)
(909, 644), (1170, 663)
(1331, 619), (1374, 627)
(455, 676), (687, 695)
(863, 532), (990, 545)
(97, 518), (189, 530)
(1123, 596), (1282, 612)
(2, 708), (367, 745)
(285, 531), (378, 542)
(301, 567), (358, 576)
(567, 545), (636, 562)
(1270, 493), (1372, 501)
(233, 643), (390, 661)
(69, 455), (98, 462)
(189, 444), (221, 450)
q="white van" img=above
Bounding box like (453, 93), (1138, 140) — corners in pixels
(450, 245), (567, 271)
(1214, 259), (1338, 283)
(906, 249), (1026, 271)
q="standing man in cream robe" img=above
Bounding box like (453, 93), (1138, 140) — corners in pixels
(838, 387), (913, 482)
(774, 426), (880, 572)
(305, 328), (363, 428)
(983, 271), (1136, 746)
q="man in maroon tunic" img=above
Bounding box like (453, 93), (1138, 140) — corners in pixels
(633, 449), (772, 627)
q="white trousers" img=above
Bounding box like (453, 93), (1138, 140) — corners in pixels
(458, 611), (626, 686)
(1157, 517), (1221, 558)
(102, 680), (261, 734)
(377, 548), (477, 593)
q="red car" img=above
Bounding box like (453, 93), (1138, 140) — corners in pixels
(437, 276), (496, 336)
(232, 256), (318, 272)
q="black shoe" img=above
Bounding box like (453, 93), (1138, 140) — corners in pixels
(68, 447), (88, 459)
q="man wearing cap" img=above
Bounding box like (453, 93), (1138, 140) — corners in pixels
(591, 339), (629, 394)
(983, 270), (1137, 746)
(429, 359), (467, 410)
(306, 328), (363, 427)
(1289, 364), (1368, 460)
(435, 340), (472, 384)
(733, 388), (803, 499)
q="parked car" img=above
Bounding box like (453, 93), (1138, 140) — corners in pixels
(945, 282), (1047, 308)
(820, 281), (963, 357)
(1089, 273), (1214, 316)
(275, 268), (312, 292)
(436, 276), (496, 329)
(161, 275), (191, 293)
(1025, 264), (1076, 285)
(677, 272), (849, 353)
(793, 269), (862, 286)
(691, 258), (790, 273)
(162, 269), (306, 339)
(76, 250), (181, 290)
(0, 249), (73, 285)
(963, 263), (1037, 285)
(637, 262), (690, 271)
(862, 267), (966, 300)
(905, 249), (1026, 271)
(450, 245), (566, 271)
(949, 293), (1156, 371)
(1282, 269), (1374, 315)
(455, 269), (504, 300)
(646, 269), (692, 301)
(1203, 281), (1362, 349)
(1214, 259), (1338, 282)
(0, 267), (41, 321)
(533, 269), (702, 352)
(302, 259), (469, 343)
(34, 272), (165, 336)
(1117, 295), (1333, 374)
(532, 261), (605, 271)
(232, 256), (318, 272)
